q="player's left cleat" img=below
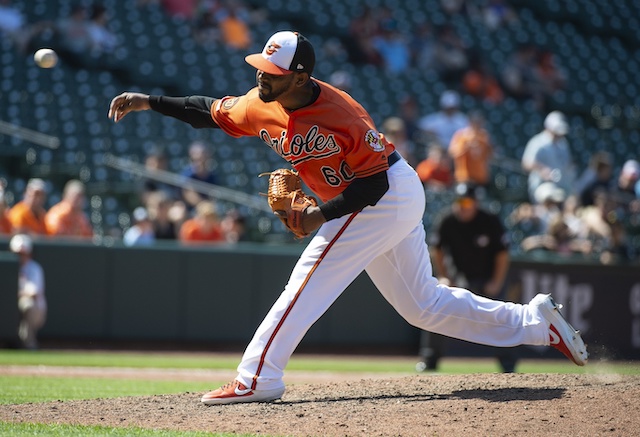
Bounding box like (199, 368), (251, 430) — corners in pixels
(200, 380), (285, 405)
(530, 293), (588, 366)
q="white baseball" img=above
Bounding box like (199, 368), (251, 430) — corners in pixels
(34, 48), (58, 68)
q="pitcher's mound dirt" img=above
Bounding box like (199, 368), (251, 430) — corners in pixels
(2, 372), (639, 436)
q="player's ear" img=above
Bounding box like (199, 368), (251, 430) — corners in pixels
(295, 72), (310, 87)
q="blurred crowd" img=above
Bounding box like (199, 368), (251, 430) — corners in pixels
(407, 98), (640, 265)
(0, 139), (247, 246)
(1, 0), (563, 111)
(342, 0), (562, 111)
(137, 0), (267, 50)
(0, 0), (638, 264)
(1, 97), (637, 263)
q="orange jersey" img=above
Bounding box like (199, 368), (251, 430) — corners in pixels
(448, 127), (493, 185)
(7, 201), (48, 235)
(179, 219), (224, 242)
(211, 79), (394, 202)
(416, 159), (453, 186)
(45, 201), (93, 237)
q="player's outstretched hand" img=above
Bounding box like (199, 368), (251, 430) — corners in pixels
(108, 92), (151, 122)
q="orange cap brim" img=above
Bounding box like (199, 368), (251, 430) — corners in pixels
(245, 54), (292, 75)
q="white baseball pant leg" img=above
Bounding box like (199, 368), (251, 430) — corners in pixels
(236, 160), (549, 391)
(18, 303), (46, 349)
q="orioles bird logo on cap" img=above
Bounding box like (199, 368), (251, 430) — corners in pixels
(265, 42), (282, 55)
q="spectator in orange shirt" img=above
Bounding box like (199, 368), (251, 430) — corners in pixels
(45, 179), (93, 238)
(416, 143), (453, 191)
(0, 188), (12, 235)
(179, 200), (225, 243)
(448, 111), (494, 188)
(219, 5), (252, 50)
(8, 178), (48, 235)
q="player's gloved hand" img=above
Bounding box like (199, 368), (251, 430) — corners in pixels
(108, 92), (151, 122)
(261, 169), (320, 239)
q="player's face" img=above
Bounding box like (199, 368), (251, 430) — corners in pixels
(256, 71), (296, 103)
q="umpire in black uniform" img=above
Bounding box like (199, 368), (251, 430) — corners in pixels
(417, 183), (517, 373)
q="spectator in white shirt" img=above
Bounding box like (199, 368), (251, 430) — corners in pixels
(418, 90), (469, 149)
(521, 111), (576, 203)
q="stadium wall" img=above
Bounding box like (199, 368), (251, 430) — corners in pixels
(0, 240), (638, 359)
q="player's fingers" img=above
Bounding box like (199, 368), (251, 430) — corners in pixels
(107, 95), (123, 119)
(108, 94), (132, 122)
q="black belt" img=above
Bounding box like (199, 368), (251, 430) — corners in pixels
(388, 150), (402, 166)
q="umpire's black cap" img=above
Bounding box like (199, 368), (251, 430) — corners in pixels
(454, 183), (477, 199)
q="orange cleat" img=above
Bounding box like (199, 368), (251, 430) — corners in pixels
(201, 380), (285, 405)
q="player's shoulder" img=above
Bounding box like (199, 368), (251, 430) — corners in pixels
(215, 87), (260, 110)
(451, 126), (471, 139)
(526, 130), (550, 145)
(440, 211), (458, 227)
(418, 111), (441, 127)
(46, 201), (66, 214)
(179, 219), (198, 237)
(8, 201), (28, 216)
(25, 258), (44, 274)
(315, 79), (365, 113)
(245, 87), (260, 101)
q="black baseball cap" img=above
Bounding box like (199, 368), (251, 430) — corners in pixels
(245, 31), (315, 75)
(454, 183), (477, 199)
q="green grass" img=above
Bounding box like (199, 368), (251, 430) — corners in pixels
(0, 422), (251, 437)
(0, 375), (214, 404)
(2, 349), (638, 375)
(0, 349), (424, 372)
(0, 350), (240, 370)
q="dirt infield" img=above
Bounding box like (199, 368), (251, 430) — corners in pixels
(2, 366), (639, 436)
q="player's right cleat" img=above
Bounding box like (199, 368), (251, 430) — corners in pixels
(200, 380), (285, 405)
(530, 293), (588, 366)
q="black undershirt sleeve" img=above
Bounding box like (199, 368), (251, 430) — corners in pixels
(148, 95), (219, 129)
(319, 171), (389, 221)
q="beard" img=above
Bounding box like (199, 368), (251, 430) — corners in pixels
(258, 89), (277, 102)
(258, 85), (284, 103)
(257, 72), (293, 103)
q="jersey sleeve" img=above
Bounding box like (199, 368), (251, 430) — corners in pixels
(210, 93), (255, 138)
(345, 118), (390, 178)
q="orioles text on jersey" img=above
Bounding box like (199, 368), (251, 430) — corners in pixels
(260, 125), (341, 165)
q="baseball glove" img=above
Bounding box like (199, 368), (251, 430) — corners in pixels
(260, 169), (318, 239)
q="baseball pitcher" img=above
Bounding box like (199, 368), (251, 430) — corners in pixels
(108, 31), (587, 405)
